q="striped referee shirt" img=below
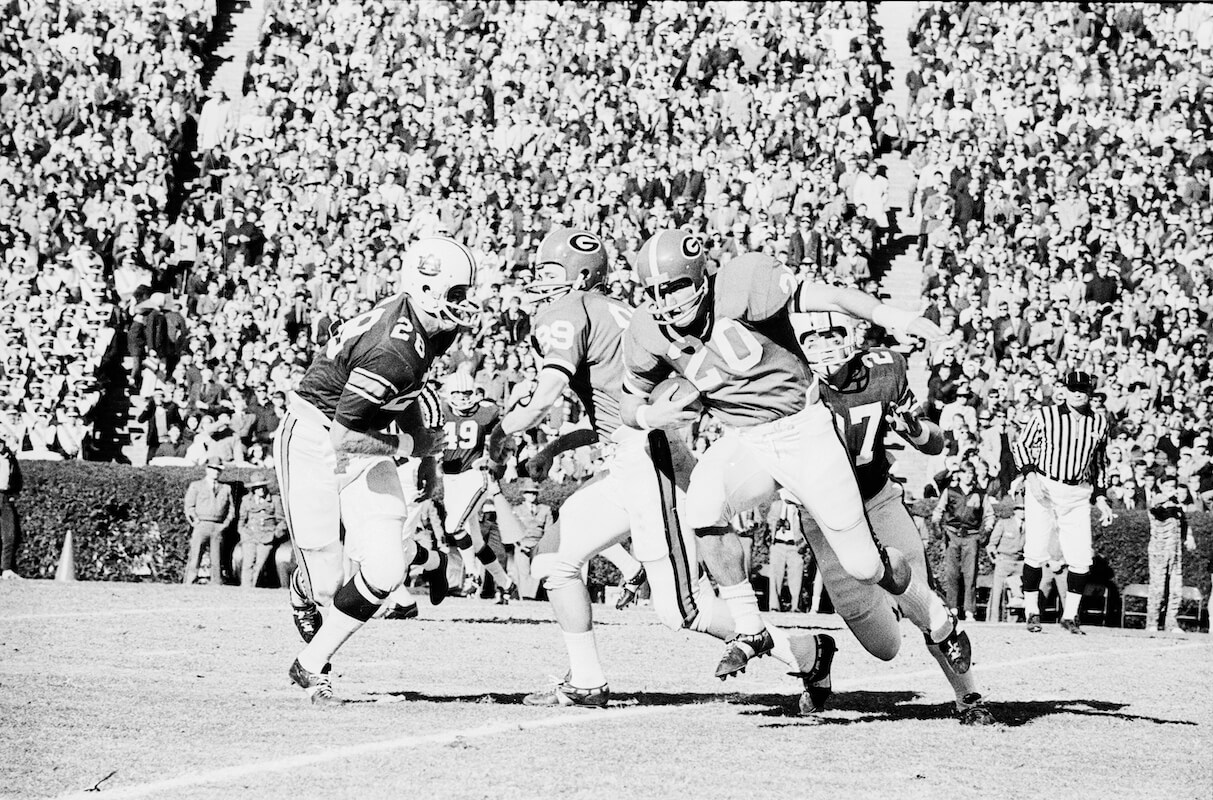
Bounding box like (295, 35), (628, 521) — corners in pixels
(1011, 403), (1110, 495)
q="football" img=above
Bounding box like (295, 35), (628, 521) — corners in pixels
(652, 375), (703, 413)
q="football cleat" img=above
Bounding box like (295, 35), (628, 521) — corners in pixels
(715, 629), (775, 680)
(616, 567), (648, 610)
(1060, 619), (1086, 635)
(957, 693), (998, 726)
(289, 570), (323, 644)
(934, 624), (973, 674)
(289, 659), (338, 706)
(791, 634), (837, 715)
(1026, 614), (1042, 633)
(424, 550), (450, 606)
(495, 583), (520, 605)
(523, 681), (610, 708)
(383, 603), (419, 620)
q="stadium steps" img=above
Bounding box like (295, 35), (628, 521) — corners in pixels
(874, 1), (934, 497)
(207, 0), (266, 102)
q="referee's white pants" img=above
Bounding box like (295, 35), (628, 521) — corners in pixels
(1023, 472), (1093, 573)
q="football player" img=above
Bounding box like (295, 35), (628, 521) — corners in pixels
(494, 227), (831, 708)
(273, 237), (475, 704)
(621, 234), (962, 695)
(432, 371), (520, 603)
(788, 311), (994, 724)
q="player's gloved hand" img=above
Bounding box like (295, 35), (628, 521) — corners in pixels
(487, 424), (512, 463)
(526, 451), (553, 481)
(641, 384), (701, 430)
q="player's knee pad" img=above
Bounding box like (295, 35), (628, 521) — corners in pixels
(333, 570), (391, 622)
(693, 525), (733, 538)
(543, 555), (587, 592)
(475, 544), (498, 566)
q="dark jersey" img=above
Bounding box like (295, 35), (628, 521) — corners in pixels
(531, 289), (633, 436)
(440, 399), (500, 475)
(296, 293), (455, 432)
(817, 348), (917, 501)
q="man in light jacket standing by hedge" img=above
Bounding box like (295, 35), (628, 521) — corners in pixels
(183, 459), (234, 585)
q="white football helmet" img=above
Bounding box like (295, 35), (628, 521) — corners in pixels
(793, 311), (861, 378)
(442, 371), (478, 414)
(399, 237), (479, 329)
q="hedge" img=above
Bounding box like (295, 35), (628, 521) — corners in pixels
(13, 462), (1213, 605)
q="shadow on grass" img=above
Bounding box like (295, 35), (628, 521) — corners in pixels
(750, 690), (1200, 728)
(354, 689), (799, 712)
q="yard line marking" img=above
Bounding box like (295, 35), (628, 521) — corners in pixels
(52, 637), (1213, 799)
(0, 606), (256, 622)
(53, 705), (674, 800)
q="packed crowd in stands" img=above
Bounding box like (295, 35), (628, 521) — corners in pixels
(0, 0), (213, 460)
(2, 0), (1211, 522)
(4, 0), (890, 476)
(906, 2), (1213, 512)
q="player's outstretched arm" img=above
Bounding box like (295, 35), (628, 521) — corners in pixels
(796, 283), (944, 343)
(500, 367), (570, 436)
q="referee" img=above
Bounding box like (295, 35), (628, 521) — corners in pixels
(1011, 370), (1115, 634)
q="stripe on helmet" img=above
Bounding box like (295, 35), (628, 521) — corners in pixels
(646, 230), (666, 282)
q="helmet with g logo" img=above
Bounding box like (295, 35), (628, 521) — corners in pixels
(528, 227), (609, 301)
(635, 229), (707, 325)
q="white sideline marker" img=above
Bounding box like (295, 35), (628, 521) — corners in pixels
(53, 639), (1212, 800)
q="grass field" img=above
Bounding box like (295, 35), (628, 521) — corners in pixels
(2, 581), (1210, 800)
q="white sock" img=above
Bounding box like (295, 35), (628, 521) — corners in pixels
(718, 581), (764, 635)
(298, 607), (365, 674)
(421, 549), (441, 572)
(1063, 591), (1082, 620)
(562, 630), (606, 688)
(766, 624), (794, 667)
(1024, 591), (1040, 617)
(898, 575), (953, 643)
(600, 543), (643, 583)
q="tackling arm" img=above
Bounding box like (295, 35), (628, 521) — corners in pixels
(795, 283), (942, 341)
(500, 367), (570, 436)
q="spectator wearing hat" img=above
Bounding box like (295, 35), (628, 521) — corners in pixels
(984, 489), (1025, 623)
(932, 461), (987, 620)
(238, 471), (286, 589)
(497, 477), (553, 601)
(1012, 370), (1116, 634)
(183, 459), (235, 585)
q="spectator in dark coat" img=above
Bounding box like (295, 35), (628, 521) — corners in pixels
(499, 296), (531, 346)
